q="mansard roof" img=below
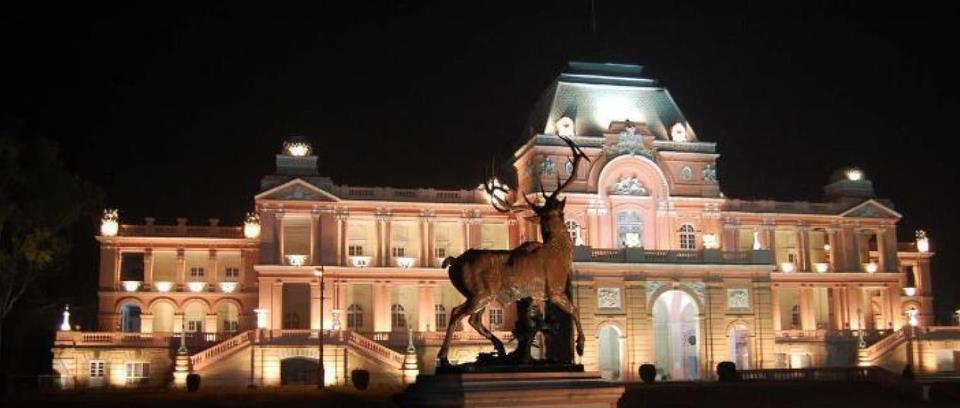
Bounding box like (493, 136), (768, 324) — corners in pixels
(256, 177), (488, 205)
(525, 61), (695, 141)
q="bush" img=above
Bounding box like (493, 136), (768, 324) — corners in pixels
(716, 361), (738, 382)
(186, 373), (201, 392)
(351, 369), (370, 390)
(639, 364), (656, 383)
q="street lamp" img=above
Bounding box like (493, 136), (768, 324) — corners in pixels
(315, 268), (325, 389)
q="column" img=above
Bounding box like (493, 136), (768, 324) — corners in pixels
(99, 246), (119, 289)
(916, 256), (934, 326)
(271, 280), (283, 330)
(175, 248), (186, 290)
(310, 211), (321, 266)
(798, 226), (811, 272)
(587, 209), (599, 247)
(207, 249), (218, 287)
(204, 313), (217, 335)
(826, 228), (839, 273)
(373, 282), (391, 332)
(427, 220), (436, 267)
(383, 217), (393, 266)
(173, 313), (185, 334)
(838, 224), (858, 272)
(847, 287), (862, 330)
(876, 228), (887, 273)
(722, 222), (737, 251)
(274, 211), (285, 264)
(140, 313), (154, 333)
(418, 284), (437, 331)
(763, 224), (776, 252)
(240, 248), (257, 289)
(886, 285), (903, 329)
(143, 248), (154, 288)
(771, 286), (782, 331)
(461, 218), (470, 250)
(310, 281), (322, 331)
(337, 213), (348, 266)
(419, 217), (429, 267)
(799, 287), (815, 330)
(830, 287), (844, 330)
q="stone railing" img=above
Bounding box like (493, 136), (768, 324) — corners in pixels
(573, 247), (774, 265)
(54, 331), (174, 347)
(331, 186), (486, 204)
(117, 224), (244, 238)
(190, 330), (254, 371)
(776, 329), (895, 346)
(368, 330), (514, 347)
(775, 329), (828, 341)
(738, 366), (921, 398)
(858, 327), (909, 366)
(345, 331), (404, 369)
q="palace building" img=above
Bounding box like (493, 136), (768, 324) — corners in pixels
(52, 62), (958, 388)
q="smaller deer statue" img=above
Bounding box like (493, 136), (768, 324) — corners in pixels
(437, 135), (590, 366)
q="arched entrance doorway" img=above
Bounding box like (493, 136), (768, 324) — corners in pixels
(598, 325), (623, 380)
(728, 324), (751, 370)
(652, 290), (700, 380)
(280, 357), (318, 385)
(119, 303), (141, 332)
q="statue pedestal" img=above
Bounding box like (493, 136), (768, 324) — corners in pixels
(395, 371), (624, 408)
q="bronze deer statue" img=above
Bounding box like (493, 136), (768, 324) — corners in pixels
(437, 135), (589, 366)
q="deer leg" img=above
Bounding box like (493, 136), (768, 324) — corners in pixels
(468, 304), (506, 357)
(437, 300), (474, 365)
(548, 293), (586, 357)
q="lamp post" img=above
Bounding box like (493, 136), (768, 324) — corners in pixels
(315, 268), (325, 390)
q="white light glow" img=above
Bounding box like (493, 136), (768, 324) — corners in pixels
(702, 233), (720, 250)
(350, 256), (371, 268)
(555, 117), (575, 137)
(154, 281), (173, 292)
(285, 142), (311, 157)
(121, 281), (141, 292)
(670, 122), (688, 142)
(286, 254), (308, 266)
(780, 262), (796, 273)
(916, 230), (929, 253)
(823, 243), (831, 251)
(623, 233), (642, 248)
(396, 256), (415, 268)
(595, 96), (644, 129)
(219, 282), (239, 293)
(907, 308), (919, 327)
(864, 262), (878, 273)
(845, 168), (864, 181)
(187, 282), (207, 293)
(243, 213), (261, 239)
(100, 209), (119, 237)
(254, 308), (268, 329)
(752, 230), (761, 250)
(814, 263), (829, 273)
(903, 287), (917, 297)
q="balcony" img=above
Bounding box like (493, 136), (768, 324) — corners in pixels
(573, 247), (774, 265)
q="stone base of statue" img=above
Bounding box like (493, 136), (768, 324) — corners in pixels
(395, 370), (624, 408)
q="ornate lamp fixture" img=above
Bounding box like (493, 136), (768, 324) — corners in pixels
(100, 209), (119, 237)
(243, 212), (261, 239)
(702, 234), (720, 250)
(844, 168), (864, 181)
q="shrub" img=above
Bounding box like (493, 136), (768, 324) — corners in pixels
(186, 373), (201, 392)
(639, 364), (656, 383)
(716, 361), (738, 382)
(351, 369), (370, 390)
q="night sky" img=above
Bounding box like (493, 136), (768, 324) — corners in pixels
(3, 2), (959, 323)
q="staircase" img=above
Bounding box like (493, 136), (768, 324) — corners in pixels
(189, 330), (254, 372)
(345, 331), (404, 370)
(858, 327), (909, 367)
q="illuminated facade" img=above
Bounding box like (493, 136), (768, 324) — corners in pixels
(52, 62), (958, 388)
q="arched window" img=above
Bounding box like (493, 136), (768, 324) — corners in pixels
(617, 212), (644, 249)
(565, 220), (584, 246)
(119, 303), (142, 333)
(435, 304), (447, 331)
(391, 304), (407, 330)
(679, 224), (696, 250)
(488, 307), (504, 330)
(347, 304), (363, 329)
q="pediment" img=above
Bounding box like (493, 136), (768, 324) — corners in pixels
(839, 199), (901, 219)
(256, 179), (340, 202)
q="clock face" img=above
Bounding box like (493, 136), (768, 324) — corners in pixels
(671, 122), (687, 142)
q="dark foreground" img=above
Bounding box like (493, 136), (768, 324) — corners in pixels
(4, 380), (959, 408)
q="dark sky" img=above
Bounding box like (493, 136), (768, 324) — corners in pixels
(3, 2), (959, 322)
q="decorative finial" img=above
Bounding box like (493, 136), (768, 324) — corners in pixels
(60, 305), (72, 332)
(100, 209), (119, 236)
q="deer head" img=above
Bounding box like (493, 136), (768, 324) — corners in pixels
(485, 136), (590, 240)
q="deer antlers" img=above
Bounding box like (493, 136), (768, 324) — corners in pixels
(484, 135), (590, 213)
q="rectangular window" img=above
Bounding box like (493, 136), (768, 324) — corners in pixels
(435, 247), (446, 258)
(186, 320), (203, 332)
(120, 253), (145, 281)
(89, 360), (105, 378)
(348, 245), (364, 256)
(391, 247), (405, 257)
(190, 267), (205, 278)
(224, 267), (240, 279)
(489, 309), (503, 330)
(222, 320), (239, 332)
(125, 362), (150, 385)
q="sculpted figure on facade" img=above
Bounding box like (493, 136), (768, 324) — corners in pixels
(610, 176), (648, 196)
(437, 135), (590, 367)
